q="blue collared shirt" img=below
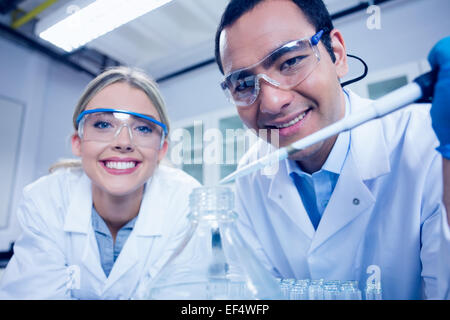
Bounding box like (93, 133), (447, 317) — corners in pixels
(287, 91), (351, 230)
(91, 207), (137, 278)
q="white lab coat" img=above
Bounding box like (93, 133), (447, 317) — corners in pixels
(0, 165), (201, 299)
(234, 90), (450, 300)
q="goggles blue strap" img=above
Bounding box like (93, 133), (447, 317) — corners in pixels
(311, 29), (324, 46)
(76, 108), (168, 136)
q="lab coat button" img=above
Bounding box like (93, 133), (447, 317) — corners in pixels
(353, 198), (360, 205)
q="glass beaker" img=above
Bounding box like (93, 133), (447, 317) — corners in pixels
(133, 186), (283, 300)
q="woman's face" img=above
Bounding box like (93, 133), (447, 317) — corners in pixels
(71, 82), (168, 197)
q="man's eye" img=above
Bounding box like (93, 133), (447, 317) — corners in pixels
(280, 56), (306, 72)
(93, 121), (112, 129)
(234, 77), (255, 93)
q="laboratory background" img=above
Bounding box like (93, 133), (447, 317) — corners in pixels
(0, 0), (449, 280)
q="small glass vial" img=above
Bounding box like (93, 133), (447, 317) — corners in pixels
(308, 279), (324, 300)
(290, 280), (309, 300)
(340, 280), (362, 300)
(280, 278), (296, 299)
(365, 281), (382, 300)
(323, 281), (340, 300)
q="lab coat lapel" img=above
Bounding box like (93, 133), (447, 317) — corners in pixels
(102, 232), (140, 292)
(309, 151), (375, 253)
(102, 172), (166, 292)
(268, 161), (316, 240)
(309, 91), (391, 253)
(63, 172), (107, 283)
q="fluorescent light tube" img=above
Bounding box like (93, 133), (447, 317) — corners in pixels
(38, 0), (172, 52)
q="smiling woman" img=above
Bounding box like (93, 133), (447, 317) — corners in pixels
(0, 66), (201, 299)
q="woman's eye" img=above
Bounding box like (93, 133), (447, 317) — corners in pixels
(93, 121), (112, 129)
(136, 125), (153, 134)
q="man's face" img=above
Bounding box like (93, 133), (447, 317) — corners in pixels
(219, 0), (348, 168)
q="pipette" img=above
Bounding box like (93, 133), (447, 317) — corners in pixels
(219, 71), (436, 184)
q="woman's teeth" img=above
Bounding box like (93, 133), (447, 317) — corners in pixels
(276, 110), (308, 129)
(105, 161), (136, 169)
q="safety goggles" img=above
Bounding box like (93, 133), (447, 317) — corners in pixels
(76, 108), (168, 150)
(220, 30), (323, 107)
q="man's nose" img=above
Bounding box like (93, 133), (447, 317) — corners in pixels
(258, 80), (293, 115)
(113, 125), (134, 151)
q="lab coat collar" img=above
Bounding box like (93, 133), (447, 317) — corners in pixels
(104, 167), (170, 292)
(133, 167), (167, 237)
(63, 167), (168, 292)
(309, 149), (376, 253)
(63, 172), (93, 233)
(346, 89), (391, 180)
(63, 168), (167, 237)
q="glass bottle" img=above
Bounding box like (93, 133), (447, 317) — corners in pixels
(133, 186), (283, 299)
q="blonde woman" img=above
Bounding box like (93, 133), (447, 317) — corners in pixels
(0, 67), (200, 299)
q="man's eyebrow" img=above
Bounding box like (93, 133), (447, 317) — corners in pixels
(228, 68), (255, 81)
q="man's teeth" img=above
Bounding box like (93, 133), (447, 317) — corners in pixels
(105, 161), (136, 169)
(276, 111), (308, 129)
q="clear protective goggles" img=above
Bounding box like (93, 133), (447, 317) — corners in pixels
(220, 30), (323, 107)
(76, 108), (168, 150)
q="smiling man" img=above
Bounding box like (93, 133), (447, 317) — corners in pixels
(215, 0), (449, 299)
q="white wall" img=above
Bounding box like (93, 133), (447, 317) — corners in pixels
(0, 36), (92, 251)
(337, 0), (450, 82)
(0, 0), (449, 250)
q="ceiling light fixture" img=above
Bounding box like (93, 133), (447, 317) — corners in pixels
(37, 0), (173, 52)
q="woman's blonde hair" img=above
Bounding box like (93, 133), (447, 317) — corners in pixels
(49, 66), (170, 173)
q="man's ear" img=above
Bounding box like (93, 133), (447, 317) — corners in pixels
(329, 29), (349, 78)
(71, 133), (81, 157)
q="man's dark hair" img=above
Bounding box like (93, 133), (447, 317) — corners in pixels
(214, 0), (336, 74)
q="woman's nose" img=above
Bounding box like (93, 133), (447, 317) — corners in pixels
(113, 125), (135, 151)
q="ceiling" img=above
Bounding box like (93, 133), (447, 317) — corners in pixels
(7, 0), (364, 79)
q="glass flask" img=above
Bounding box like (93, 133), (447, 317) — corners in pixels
(133, 186), (283, 300)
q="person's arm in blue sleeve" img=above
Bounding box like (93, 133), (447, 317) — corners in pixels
(428, 36), (450, 220)
(428, 36), (450, 299)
